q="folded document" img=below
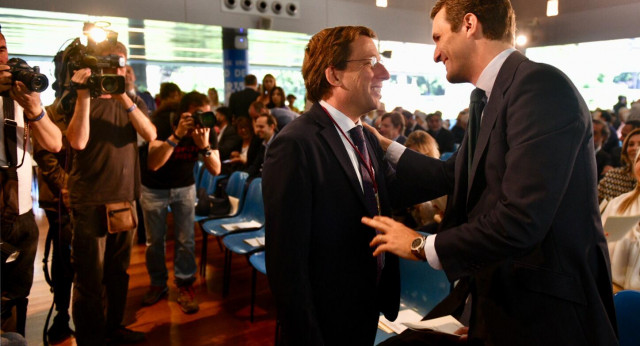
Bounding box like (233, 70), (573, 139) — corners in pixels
(243, 236), (265, 247)
(221, 220), (263, 231)
(402, 315), (464, 336)
(603, 215), (640, 242)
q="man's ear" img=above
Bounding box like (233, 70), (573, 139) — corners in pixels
(325, 66), (342, 87)
(463, 13), (480, 38)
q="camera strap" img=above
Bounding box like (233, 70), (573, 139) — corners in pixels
(3, 95), (17, 166)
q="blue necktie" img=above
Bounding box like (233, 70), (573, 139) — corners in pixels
(349, 125), (385, 279)
(468, 88), (486, 177)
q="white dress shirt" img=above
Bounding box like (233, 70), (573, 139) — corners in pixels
(385, 48), (517, 270)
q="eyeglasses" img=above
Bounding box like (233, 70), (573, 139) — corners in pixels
(345, 56), (384, 69)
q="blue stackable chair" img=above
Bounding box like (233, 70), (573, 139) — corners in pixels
(221, 227), (265, 297)
(193, 160), (204, 184)
(440, 151), (454, 161)
(375, 246), (451, 344)
(614, 289), (640, 346)
(199, 174), (258, 278)
(248, 251), (267, 322)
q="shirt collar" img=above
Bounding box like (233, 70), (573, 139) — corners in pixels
(319, 100), (361, 133)
(475, 48), (517, 101)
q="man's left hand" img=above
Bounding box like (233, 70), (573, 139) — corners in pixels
(362, 215), (421, 260)
(192, 127), (210, 150)
(10, 81), (42, 118)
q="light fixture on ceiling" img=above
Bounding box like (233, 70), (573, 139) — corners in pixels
(376, 0), (388, 8)
(547, 0), (558, 17)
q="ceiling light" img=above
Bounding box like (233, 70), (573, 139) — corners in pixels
(547, 0), (558, 17)
(376, 0), (387, 8)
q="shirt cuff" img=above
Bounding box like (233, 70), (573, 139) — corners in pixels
(385, 141), (406, 165)
(425, 234), (443, 270)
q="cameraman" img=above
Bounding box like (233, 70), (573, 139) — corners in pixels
(0, 31), (62, 336)
(66, 40), (155, 345)
(141, 91), (220, 313)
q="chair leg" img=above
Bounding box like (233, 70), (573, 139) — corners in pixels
(215, 236), (224, 252)
(15, 297), (28, 336)
(200, 232), (208, 278)
(275, 318), (281, 346)
(223, 249), (232, 297)
(250, 267), (257, 323)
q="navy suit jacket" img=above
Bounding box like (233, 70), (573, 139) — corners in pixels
(396, 51), (618, 345)
(263, 103), (401, 345)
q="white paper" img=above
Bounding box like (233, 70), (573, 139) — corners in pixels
(378, 309), (423, 334)
(402, 315), (464, 336)
(604, 215), (640, 242)
(243, 236), (265, 247)
(221, 220), (263, 231)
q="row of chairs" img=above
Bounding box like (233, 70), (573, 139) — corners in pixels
(192, 165), (268, 322)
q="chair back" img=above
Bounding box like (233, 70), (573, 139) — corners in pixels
(199, 170), (221, 196)
(614, 289), (640, 346)
(399, 257), (450, 316)
(226, 171), (249, 199)
(249, 251), (267, 275)
(242, 178), (265, 223)
(440, 151), (454, 161)
(193, 160), (204, 185)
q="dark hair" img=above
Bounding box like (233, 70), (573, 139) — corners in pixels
(302, 26), (376, 103)
(216, 106), (233, 123)
(592, 119), (610, 139)
(599, 110), (612, 123)
(250, 100), (269, 116)
(430, 0), (516, 44)
(382, 112), (405, 132)
(401, 110), (414, 119)
(270, 86), (286, 108)
(235, 116), (254, 137)
(258, 113), (278, 128)
(94, 40), (128, 59)
(625, 120), (640, 129)
(160, 82), (181, 100)
(426, 112), (442, 121)
(178, 91), (210, 114)
(244, 74), (257, 86)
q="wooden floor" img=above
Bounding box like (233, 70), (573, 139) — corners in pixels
(25, 208), (277, 346)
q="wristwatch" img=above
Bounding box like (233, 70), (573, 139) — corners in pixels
(411, 235), (428, 261)
(200, 146), (212, 157)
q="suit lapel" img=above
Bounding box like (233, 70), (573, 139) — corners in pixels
(312, 104), (370, 213)
(467, 51), (527, 202)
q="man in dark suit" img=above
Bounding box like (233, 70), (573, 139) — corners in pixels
(380, 112), (407, 145)
(227, 74), (259, 119)
(426, 112), (455, 153)
(263, 26), (402, 345)
(214, 106), (241, 161)
(363, 1), (618, 345)
(403, 109), (426, 137)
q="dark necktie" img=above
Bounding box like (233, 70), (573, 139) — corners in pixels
(349, 125), (385, 278)
(467, 88), (486, 177)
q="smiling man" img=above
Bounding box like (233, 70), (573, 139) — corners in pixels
(263, 26), (402, 345)
(363, 1), (618, 345)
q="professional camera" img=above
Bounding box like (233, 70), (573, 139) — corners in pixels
(6, 58), (49, 93)
(192, 110), (216, 128)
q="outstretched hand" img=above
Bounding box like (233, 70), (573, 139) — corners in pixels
(362, 122), (393, 152)
(362, 215), (421, 260)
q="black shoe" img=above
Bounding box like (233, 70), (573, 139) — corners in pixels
(47, 312), (74, 343)
(106, 326), (146, 345)
(141, 285), (168, 306)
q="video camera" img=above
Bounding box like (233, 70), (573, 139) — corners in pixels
(5, 58), (49, 93)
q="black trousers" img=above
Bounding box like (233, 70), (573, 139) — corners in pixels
(1, 210), (39, 335)
(44, 209), (74, 314)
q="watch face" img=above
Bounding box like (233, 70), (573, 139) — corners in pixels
(411, 237), (423, 250)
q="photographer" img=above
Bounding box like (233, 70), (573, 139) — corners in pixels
(141, 91), (220, 314)
(1, 31), (62, 336)
(66, 40), (155, 345)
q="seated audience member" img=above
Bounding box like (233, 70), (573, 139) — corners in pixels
(207, 87), (222, 110)
(268, 86), (297, 130)
(426, 111), (455, 153)
(599, 128), (640, 202)
(141, 91), (220, 314)
(402, 109), (425, 136)
(259, 74), (277, 108)
(379, 112), (406, 144)
(599, 110), (621, 154)
(451, 108), (469, 146)
(248, 100), (269, 125)
(286, 93), (300, 113)
(215, 106), (242, 161)
(593, 119), (614, 179)
(246, 113), (277, 178)
(610, 119), (640, 167)
(404, 130), (447, 232)
(224, 116), (262, 174)
(601, 150), (640, 290)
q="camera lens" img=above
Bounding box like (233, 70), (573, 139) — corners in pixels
(29, 75), (49, 93)
(101, 76), (119, 94)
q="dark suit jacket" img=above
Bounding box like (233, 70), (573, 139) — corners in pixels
(405, 123), (426, 137)
(228, 87), (259, 119)
(263, 103), (401, 346)
(217, 125), (242, 161)
(395, 51), (617, 345)
(427, 127), (455, 153)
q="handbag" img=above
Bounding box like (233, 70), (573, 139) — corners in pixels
(105, 201), (137, 233)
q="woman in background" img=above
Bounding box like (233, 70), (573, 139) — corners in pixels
(601, 150), (640, 290)
(258, 74), (276, 108)
(207, 87), (222, 111)
(599, 128), (640, 202)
